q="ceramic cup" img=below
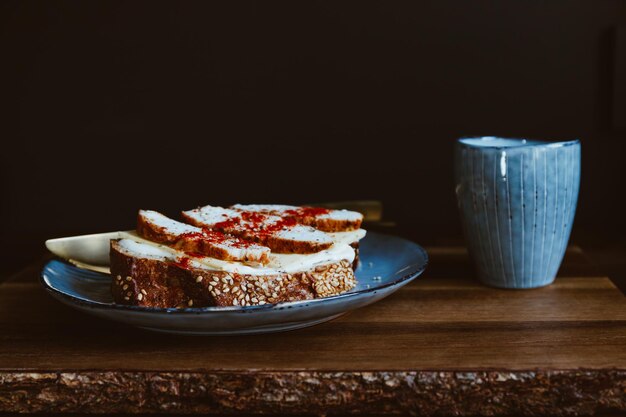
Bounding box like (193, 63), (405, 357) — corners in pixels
(455, 137), (581, 289)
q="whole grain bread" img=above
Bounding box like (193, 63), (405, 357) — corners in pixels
(110, 239), (357, 308)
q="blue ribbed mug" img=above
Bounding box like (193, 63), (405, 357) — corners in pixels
(455, 137), (581, 289)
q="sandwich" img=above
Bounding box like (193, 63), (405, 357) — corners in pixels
(110, 204), (365, 308)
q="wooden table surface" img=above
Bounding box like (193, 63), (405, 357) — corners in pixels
(0, 247), (624, 416)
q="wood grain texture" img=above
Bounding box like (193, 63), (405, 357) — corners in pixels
(0, 247), (624, 415)
(1, 370), (624, 415)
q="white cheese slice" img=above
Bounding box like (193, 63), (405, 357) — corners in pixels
(116, 234), (356, 276)
(183, 205), (334, 246)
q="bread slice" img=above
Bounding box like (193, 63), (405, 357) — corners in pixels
(181, 205), (334, 254)
(110, 239), (356, 308)
(137, 210), (270, 265)
(231, 204), (363, 232)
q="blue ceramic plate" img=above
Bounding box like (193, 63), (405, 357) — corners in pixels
(41, 232), (428, 335)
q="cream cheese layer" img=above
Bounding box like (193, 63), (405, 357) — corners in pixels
(116, 232), (357, 276)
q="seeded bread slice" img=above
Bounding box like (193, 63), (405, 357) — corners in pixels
(230, 204), (363, 232)
(110, 239), (356, 308)
(181, 205), (334, 254)
(137, 210), (270, 264)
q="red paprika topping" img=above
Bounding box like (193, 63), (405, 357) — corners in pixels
(213, 217), (242, 231)
(172, 256), (192, 270)
(179, 228), (254, 249)
(240, 211), (266, 224)
(178, 231), (205, 241)
(213, 211), (299, 237)
(284, 206), (331, 218)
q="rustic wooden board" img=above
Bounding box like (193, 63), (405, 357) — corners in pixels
(0, 247), (624, 415)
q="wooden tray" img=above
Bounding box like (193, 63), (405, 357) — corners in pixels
(0, 247), (624, 415)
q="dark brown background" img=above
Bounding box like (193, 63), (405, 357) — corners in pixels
(2, 1), (625, 275)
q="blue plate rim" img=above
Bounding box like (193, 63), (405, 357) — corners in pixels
(40, 231), (428, 315)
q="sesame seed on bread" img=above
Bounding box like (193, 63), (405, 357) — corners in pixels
(111, 204), (366, 309)
(110, 239), (356, 308)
